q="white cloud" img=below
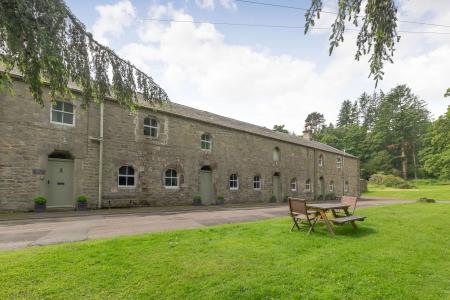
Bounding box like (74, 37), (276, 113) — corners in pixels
(92, 0), (136, 45)
(195, 0), (236, 10)
(95, 1), (450, 132)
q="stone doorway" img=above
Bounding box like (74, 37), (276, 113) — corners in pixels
(47, 151), (74, 208)
(199, 166), (214, 205)
(272, 172), (281, 202)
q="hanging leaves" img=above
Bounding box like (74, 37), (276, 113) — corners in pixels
(305, 0), (400, 86)
(0, 0), (169, 108)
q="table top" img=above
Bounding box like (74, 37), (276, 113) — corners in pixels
(306, 203), (350, 210)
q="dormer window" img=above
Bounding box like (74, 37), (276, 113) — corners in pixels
(144, 117), (158, 138)
(318, 154), (324, 167)
(273, 147), (280, 162)
(201, 134), (211, 150)
(51, 101), (74, 126)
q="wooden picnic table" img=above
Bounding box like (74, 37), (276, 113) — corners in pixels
(306, 203), (353, 236)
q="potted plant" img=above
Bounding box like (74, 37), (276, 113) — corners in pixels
(193, 194), (202, 206)
(216, 195), (225, 205)
(76, 195), (88, 210)
(270, 194), (277, 203)
(34, 196), (47, 212)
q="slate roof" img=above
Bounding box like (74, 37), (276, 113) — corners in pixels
(146, 101), (356, 158)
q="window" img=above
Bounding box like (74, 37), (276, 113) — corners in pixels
(318, 154), (324, 167)
(336, 157), (342, 169)
(253, 175), (261, 190)
(273, 147), (280, 162)
(344, 181), (349, 193)
(165, 169), (178, 188)
(118, 166), (135, 187)
(201, 134), (211, 150)
(329, 180), (334, 192)
(290, 178), (297, 191)
(229, 174), (239, 190)
(144, 117), (158, 138)
(305, 179), (311, 192)
(51, 101), (74, 125)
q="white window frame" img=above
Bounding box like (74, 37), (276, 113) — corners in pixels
(318, 155), (324, 167)
(290, 178), (297, 192)
(229, 174), (239, 190)
(201, 134), (212, 151)
(329, 181), (334, 192)
(164, 169), (179, 189)
(118, 166), (136, 188)
(305, 179), (311, 192)
(336, 157), (342, 169)
(253, 175), (261, 190)
(50, 101), (75, 126)
(144, 117), (158, 138)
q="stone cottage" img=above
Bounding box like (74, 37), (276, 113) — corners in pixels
(0, 76), (360, 211)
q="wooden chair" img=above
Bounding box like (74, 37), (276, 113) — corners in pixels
(288, 197), (319, 234)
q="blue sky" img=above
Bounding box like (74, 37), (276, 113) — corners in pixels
(66, 0), (450, 131)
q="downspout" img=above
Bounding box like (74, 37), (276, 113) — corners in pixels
(98, 102), (104, 209)
(313, 148), (317, 201)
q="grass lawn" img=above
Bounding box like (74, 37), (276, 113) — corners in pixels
(363, 180), (450, 201)
(1, 204), (449, 299)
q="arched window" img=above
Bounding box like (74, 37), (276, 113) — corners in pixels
(165, 169), (178, 188)
(253, 175), (261, 190)
(318, 154), (324, 167)
(273, 147), (280, 162)
(336, 157), (342, 169)
(290, 178), (297, 191)
(201, 134), (211, 150)
(118, 166), (135, 187)
(344, 181), (349, 193)
(144, 117), (158, 138)
(329, 180), (334, 192)
(229, 174), (239, 190)
(305, 179), (311, 192)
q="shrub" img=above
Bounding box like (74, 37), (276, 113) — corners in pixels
(193, 194), (202, 206)
(324, 192), (336, 200)
(34, 196), (46, 205)
(417, 197), (436, 203)
(217, 195), (224, 201)
(270, 195), (277, 203)
(369, 173), (415, 189)
(283, 195), (289, 203)
(76, 195), (87, 203)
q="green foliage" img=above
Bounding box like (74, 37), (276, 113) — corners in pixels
(417, 197), (435, 203)
(420, 106), (450, 180)
(305, 0), (400, 85)
(0, 0), (168, 108)
(304, 112), (325, 134)
(269, 195), (277, 203)
(217, 195), (224, 201)
(193, 194), (201, 201)
(33, 196), (46, 205)
(272, 124), (289, 134)
(324, 192), (336, 200)
(369, 173), (415, 189)
(76, 195), (87, 203)
(364, 181), (450, 201)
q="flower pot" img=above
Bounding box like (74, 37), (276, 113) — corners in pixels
(34, 203), (46, 212)
(77, 201), (88, 211)
(216, 198), (225, 205)
(193, 199), (202, 206)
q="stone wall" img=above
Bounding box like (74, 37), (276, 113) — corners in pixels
(0, 80), (360, 211)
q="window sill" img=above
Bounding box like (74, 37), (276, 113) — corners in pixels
(50, 121), (75, 127)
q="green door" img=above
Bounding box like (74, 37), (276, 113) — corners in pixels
(48, 159), (74, 207)
(200, 170), (213, 205)
(273, 175), (281, 201)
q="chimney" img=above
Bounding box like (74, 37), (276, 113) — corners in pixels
(302, 128), (312, 141)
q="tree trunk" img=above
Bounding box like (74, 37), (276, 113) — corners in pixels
(401, 141), (408, 179)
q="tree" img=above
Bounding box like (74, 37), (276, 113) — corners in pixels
(273, 124), (289, 134)
(372, 85), (430, 179)
(304, 112), (325, 134)
(0, 0), (168, 108)
(421, 106), (450, 179)
(337, 100), (358, 127)
(305, 0), (399, 85)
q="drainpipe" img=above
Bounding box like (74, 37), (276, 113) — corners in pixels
(98, 102), (104, 209)
(313, 148), (317, 201)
